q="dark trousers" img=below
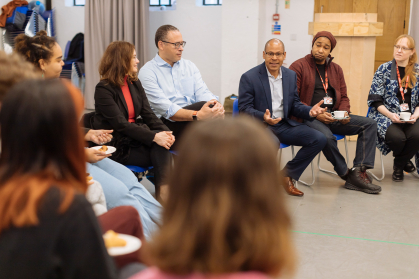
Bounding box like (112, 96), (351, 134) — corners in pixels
(304, 114), (377, 176)
(116, 142), (171, 189)
(385, 120), (419, 169)
(269, 120), (327, 180)
(161, 101), (206, 149)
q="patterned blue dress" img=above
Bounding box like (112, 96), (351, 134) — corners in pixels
(367, 59), (419, 173)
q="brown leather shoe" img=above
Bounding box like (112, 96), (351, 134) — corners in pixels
(282, 177), (304, 197)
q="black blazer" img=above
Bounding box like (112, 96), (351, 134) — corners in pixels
(93, 79), (169, 158)
(238, 62), (312, 127)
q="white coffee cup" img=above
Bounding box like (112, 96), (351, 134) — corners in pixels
(331, 110), (347, 119)
(400, 112), (411, 121)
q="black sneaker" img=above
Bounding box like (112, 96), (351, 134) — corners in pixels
(339, 168), (350, 181)
(403, 161), (416, 173)
(344, 166), (382, 194)
(392, 167), (404, 182)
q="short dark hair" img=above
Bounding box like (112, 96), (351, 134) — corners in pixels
(155, 25), (179, 48)
(264, 39), (285, 52)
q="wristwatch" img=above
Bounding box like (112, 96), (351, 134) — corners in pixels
(192, 111), (198, 121)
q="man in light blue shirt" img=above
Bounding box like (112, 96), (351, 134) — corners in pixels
(139, 25), (224, 144)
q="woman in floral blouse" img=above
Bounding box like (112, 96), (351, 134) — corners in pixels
(367, 34), (419, 182)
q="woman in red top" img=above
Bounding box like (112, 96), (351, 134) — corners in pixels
(93, 41), (174, 197)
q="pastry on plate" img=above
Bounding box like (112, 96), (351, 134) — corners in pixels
(99, 145), (108, 152)
(103, 230), (127, 248)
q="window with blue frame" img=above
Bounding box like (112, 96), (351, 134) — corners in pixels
(203, 0), (222, 5)
(150, 0), (172, 6)
(74, 0), (85, 6)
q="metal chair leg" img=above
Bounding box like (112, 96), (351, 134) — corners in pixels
(318, 137), (349, 176)
(366, 151), (385, 181)
(292, 146), (315, 186)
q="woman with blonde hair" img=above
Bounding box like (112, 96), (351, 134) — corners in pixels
(368, 34), (419, 181)
(130, 117), (296, 279)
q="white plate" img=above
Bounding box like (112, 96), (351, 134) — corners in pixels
(105, 233), (142, 256)
(332, 116), (349, 120)
(91, 146), (116, 154)
(401, 119), (415, 122)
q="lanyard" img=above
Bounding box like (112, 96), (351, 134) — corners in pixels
(395, 61), (410, 103)
(315, 65), (328, 96)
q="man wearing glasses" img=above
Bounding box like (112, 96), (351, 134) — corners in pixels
(139, 25), (224, 145)
(239, 39), (327, 197)
(289, 31), (381, 194)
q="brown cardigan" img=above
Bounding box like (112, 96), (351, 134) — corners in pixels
(289, 54), (351, 121)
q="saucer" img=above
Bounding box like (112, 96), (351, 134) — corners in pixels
(332, 116), (349, 120)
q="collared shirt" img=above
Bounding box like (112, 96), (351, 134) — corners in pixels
(266, 66), (284, 119)
(138, 54), (219, 119)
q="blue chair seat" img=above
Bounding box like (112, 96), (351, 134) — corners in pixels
(334, 134), (345, 141)
(125, 165), (153, 174)
(233, 99), (239, 116)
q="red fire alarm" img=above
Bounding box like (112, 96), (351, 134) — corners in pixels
(273, 13), (280, 21)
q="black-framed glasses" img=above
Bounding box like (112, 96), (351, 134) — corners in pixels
(265, 52), (284, 58)
(162, 41), (186, 49)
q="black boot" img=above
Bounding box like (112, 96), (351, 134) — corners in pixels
(392, 167), (404, 182)
(339, 168), (350, 181)
(403, 161), (416, 173)
(344, 166), (382, 194)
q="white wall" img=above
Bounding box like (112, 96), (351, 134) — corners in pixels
(148, 1), (222, 96)
(220, 0), (261, 100)
(220, 0), (314, 101)
(259, 0), (314, 67)
(51, 0), (85, 52)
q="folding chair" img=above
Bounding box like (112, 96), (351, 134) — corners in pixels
(317, 134), (349, 175)
(365, 107), (385, 181)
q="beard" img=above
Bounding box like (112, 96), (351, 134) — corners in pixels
(313, 54), (326, 64)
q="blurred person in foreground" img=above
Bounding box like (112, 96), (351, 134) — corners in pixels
(130, 117), (296, 279)
(0, 79), (116, 279)
(0, 52), (148, 278)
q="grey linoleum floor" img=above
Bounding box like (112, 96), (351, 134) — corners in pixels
(282, 141), (419, 279)
(142, 141), (419, 279)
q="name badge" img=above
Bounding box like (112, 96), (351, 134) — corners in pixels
(324, 97), (333, 105)
(400, 103), (409, 111)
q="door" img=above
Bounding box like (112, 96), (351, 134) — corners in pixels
(374, 0), (410, 71)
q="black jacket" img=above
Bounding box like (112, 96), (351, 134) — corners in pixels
(93, 79), (169, 161)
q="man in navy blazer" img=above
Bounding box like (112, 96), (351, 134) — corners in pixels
(239, 39), (327, 196)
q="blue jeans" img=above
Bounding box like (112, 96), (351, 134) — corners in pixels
(87, 158), (162, 240)
(304, 114), (377, 176)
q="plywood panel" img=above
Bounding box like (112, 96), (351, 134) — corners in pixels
(309, 21), (383, 37)
(353, 0), (378, 13)
(374, 0), (407, 71)
(314, 0), (353, 13)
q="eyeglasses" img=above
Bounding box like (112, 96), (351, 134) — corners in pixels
(265, 52), (284, 58)
(394, 45), (413, 52)
(162, 41), (186, 49)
